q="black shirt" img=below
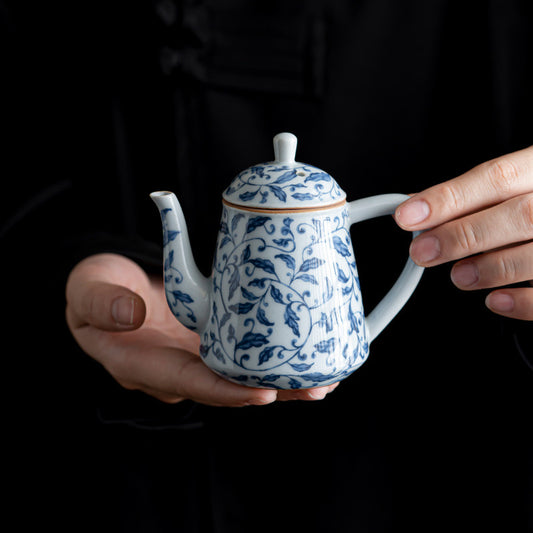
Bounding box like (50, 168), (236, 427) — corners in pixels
(2, 1), (531, 531)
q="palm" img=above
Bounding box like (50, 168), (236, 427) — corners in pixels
(67, 254), (337, 405)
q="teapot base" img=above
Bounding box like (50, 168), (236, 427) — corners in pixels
(199, 349), (368, 390)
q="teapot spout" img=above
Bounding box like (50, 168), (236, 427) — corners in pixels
(150, 191), (211, 332)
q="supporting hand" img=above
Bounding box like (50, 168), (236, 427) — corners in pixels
(65, 254), (337, 405)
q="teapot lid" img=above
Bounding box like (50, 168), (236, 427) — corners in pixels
(222, 133), (346, 210)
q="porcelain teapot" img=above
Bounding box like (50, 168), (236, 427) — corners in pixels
(151, 133), (423, 390)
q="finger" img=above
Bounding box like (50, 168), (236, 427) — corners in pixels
(141, 380), (340, 405)
(451, 242), (533, 290)
(409, 193), (533, 266)
(108, 339), (279, 407)
(395, 146), (533, 230)
(66, 280), (146, 331)
(118, 339), (337, 405)
(277, 382), (340, 401)
(485, 288), (533, 321)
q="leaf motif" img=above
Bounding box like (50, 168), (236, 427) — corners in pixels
(248, 278), (269, 288)
(289, 362), (314, 372)
(332, 236), (351, 257)
(256, 306), (274, 326)
(281, 218), (293, 235)
(314, 338), (336, 354)
(228, 324), (236, 342)
(295, 274), (318, 285)
(275, 253), (296, 271)
(273, 169), (297, 184)
(261, 374), (281, 382)
(240, 287), (259, 301)
(288, 378), (302, 389)
(304, 172), (330, 183)
(235, 332), (270, 350)
(219, 236), (231, 249)
(299, 257), (324, 272)
(258, 346), (276, 365)
(212, 346), (225, 363)
(219, 222), (229, 235)
(228, 265), (240, 301)
(348, 303), (359, 335)
(246, 216), (271, 233)
(229, 302), (255, 315)
(337, 266), (349, 283)
(248, 258), (276, 275)
(270, 285), (284, 304)
(163, 229), (179, 246)
(249, 165), (266, 176)
(284, 305), (300, 337)
(219, 312), (231, 328)
(268, 185), (287, 202)
(239, 190), (259, 202)
(164, 250), (174, 271)
(231, 213), (245, 233)
(300, 372), (332, 382)
(273, 238), (291, 248)
(319, 312), (333, 333)
(170, 290), (194, 304)
(291, 192), (315, 201)
(241, 244), (251, 264)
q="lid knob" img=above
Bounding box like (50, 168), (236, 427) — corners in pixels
(273, 132), (297, 164)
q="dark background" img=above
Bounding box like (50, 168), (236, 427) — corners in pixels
(2, 1), (532, 531)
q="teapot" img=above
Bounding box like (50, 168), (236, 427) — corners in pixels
(151, 133), (423, 390)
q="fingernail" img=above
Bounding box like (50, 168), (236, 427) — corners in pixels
(306, 388), (328, 400)
(451, 262), (479, 288)
(112, 296), (136, 326)
(397, 199), (430, 227)
(410, 235), (441, 264)
(486, 292), (514, 313)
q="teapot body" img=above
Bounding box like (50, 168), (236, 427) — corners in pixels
(199, 201), (369, 389)
(152, 133), (424, 390)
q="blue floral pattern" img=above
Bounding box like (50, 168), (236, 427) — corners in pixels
(223, 163), (346, 209)
(199, 203), (369, 389)
(160, 207), (199, 328)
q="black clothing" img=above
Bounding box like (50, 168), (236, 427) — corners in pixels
(2, 1), (532, 531)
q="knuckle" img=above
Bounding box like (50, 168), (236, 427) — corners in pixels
(440, 182), (465, 213)
(495, 255), (519, 285)
(455, 221), (482, 253)
(486, 156), (521, 196)
(522, 193), (533, 229)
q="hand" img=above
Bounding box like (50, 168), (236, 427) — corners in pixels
(65, 253), (338, 405)
(395, 145), (533, 321)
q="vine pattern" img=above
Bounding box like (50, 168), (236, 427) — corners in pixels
(223, 164), (345, 207)
(200, 205), (369, 389)
(160, 207), (198, 327)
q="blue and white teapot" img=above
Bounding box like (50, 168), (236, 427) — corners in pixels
(151, 133), (423, 390)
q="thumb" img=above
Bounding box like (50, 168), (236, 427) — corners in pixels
(66, 280), (146, 331)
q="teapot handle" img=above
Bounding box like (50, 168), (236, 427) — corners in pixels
(347, 194), (424, 343)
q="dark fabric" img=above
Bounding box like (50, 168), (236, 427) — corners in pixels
(2, 1), (532, 531)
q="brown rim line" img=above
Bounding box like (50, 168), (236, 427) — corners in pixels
(222, 198), (347, 214)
